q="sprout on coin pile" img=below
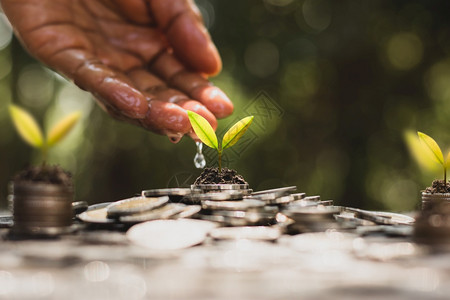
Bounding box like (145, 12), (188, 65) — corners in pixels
(405, 131), (450, 183)
(9, 104), (81, 164)
(187, 110), (254, 172)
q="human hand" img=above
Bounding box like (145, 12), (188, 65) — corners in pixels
(1, 0), (233, 142)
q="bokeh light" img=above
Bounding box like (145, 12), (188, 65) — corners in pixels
(17, 64), (55, 108)
(296, 0), (332, 33)
(386, 32), (423, 70)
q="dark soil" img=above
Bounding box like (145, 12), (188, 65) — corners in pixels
(194, 167), (248, 185)
(14, 165), (73, 187)
(424, 179), (450, 194)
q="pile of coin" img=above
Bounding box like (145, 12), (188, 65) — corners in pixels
(76, 184), (415, 242)
(77, 185), (335, 232)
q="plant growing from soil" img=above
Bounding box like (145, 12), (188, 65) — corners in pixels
(406, 131), (450, 193)
(187, 111), (254, 172)
(9, 104), (81, 165)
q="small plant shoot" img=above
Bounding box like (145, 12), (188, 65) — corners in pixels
(406, 131), (450, 183)
(187, 111), (254, 172)
(9, 104), (81, 164)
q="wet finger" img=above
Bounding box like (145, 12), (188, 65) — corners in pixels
(178, 99), (217, 130)
(149, 54), (233, 118)
(149, 85), (217, 129)
(141, 97), (191, 136)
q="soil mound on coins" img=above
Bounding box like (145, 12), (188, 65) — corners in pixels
(14, 165), (72, 187)
(194, 167), (248, 185)
(424, 179), (450, 194)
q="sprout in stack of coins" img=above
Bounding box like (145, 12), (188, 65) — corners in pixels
(187, 110), (254, 172)
(8, 104), (81, 235)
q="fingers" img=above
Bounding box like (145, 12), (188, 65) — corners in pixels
(150, 52), (233, 118)
(128, 69), (217, 136)
(66, 55), (148, 119)
(171, 72), (234, 118)
(149, 0), (221, 75)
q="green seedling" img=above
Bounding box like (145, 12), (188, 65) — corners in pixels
(405, 131), (450, 183)
(187, 111), (254, 172)
(9, 104), (81, 164)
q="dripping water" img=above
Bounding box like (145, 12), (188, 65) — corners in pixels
(194, 141), (206, 168)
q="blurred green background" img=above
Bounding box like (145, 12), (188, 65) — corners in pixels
(1, 0), (450, 211)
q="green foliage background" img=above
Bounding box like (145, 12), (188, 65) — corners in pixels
(2, 0), (450, 211)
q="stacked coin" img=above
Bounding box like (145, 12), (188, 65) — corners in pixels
(282, 206), (341, 233)
(414, 197), (450, 248)
(192, 184), (252, 195)
(9, 181), (73, 235)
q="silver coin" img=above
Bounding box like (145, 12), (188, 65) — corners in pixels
(282, 206), (341, 222)
(188, 190), (243, 202)
(72, 201), (88, 214)
(303, 195), (321, 201)
(344, 207), (415, 226)
(0, 215), (13, 228)
(251, 186), (297, 196)
(202, 199), (265, 211)
(201, 211), (276, 226)
(191, 184), (249, 191)
(216, 210), (277, 219)
(334, 213), (375, 228)
(288, 220), (341, 233)
(119, 203), (186, 224)
(248, 193), (278, 201)
(127, 219), (218, 250)
(107, 196), (169, 218)
(291, 192), (306, 200)
(77, 202), (114, 224)
(209, 226), (281, 241)
(141, 188), (192, 198)
(287, 200), (321, 208)
(249, 194), (294, 205)
(171, 205), (201, 219)
(270, 195), (294, 205)
(317, 200), (333, 206)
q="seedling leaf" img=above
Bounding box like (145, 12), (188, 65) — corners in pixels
(9, 104), (43, 148)
(187, 111), (218, 150)
(418, 131), (444, 165)
(404, 131), (440, 172)
(222, 116), (254, 150)
(47, 111), (81, 147)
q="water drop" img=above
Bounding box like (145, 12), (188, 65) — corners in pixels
(194, 142), (206, 168)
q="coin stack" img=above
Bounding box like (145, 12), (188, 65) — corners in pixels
(414, 198), (450, 249)
(282, 206), (341, 233)
(9, 181), (73, 235)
